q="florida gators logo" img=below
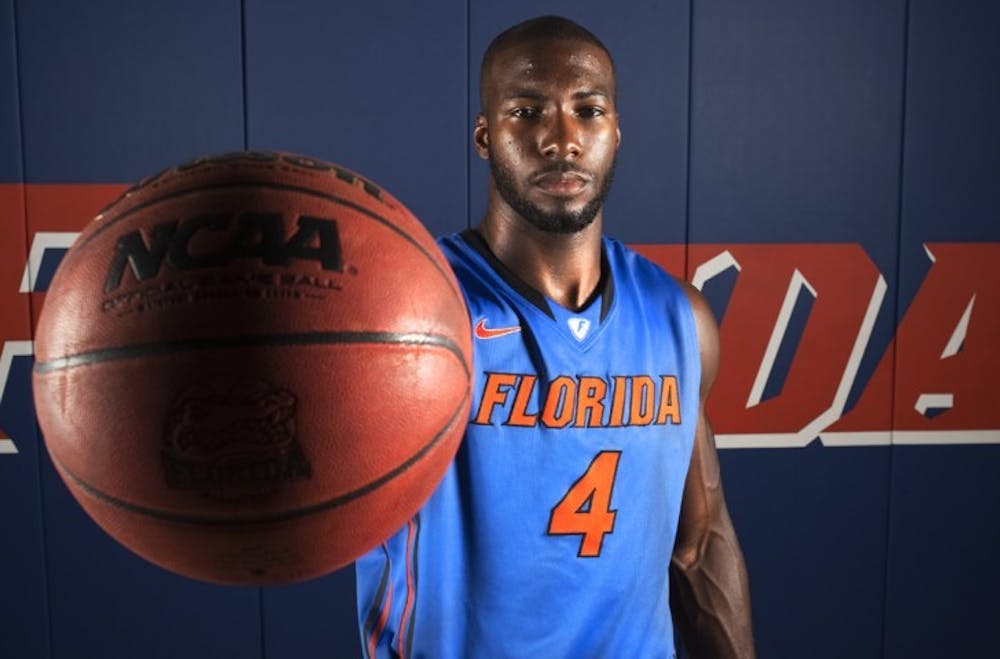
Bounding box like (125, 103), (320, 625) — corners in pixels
(161, 377), (311, 500)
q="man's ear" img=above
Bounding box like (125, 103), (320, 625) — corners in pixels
(473, 114), (490, 160)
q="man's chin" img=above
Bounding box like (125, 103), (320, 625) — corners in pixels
(520, 209), (597, 235)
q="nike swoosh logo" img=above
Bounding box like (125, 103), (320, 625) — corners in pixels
(474, 318), (521, 340)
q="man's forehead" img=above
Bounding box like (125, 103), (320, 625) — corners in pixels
(488, 38), (614, 90)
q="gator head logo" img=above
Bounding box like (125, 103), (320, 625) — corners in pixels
(161, 377), (311, 500)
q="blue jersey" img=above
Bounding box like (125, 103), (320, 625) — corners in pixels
(355, 230), (702, 659)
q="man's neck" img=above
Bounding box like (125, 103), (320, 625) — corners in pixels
(475, 206), (604, 312)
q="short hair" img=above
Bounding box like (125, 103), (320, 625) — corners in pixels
(479, 15), (615, 109)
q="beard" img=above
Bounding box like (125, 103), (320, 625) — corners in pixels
(488, 154), (616, 235)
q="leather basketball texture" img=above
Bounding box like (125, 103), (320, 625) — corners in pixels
(32, 152), (472, 585)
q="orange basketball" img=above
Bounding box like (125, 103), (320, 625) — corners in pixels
(32, 152), (472, 585)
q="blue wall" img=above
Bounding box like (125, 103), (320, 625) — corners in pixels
(1, 1), (997, 657)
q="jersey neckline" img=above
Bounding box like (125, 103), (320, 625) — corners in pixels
(458, 228), (616, 323)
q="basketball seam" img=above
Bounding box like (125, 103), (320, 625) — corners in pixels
(33, 330), (470, 379)
(68, 181), (464, 305)
(47, 388), (470, 527)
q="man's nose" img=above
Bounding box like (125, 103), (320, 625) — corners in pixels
(539, 112), (582, 159)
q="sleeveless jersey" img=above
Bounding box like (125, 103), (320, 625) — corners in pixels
(355, 230), (702, 659)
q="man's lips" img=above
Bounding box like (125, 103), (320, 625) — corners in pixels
(532, 170), (590, 196)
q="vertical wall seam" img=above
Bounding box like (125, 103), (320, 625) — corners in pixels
(683, 0), (694, 281)
(11, 0), (53, 656)
(240, 0), (249, 151)
(258, 587), (267, 659)
(881, 0), (912, 657)
(239, 4), (264, 653)
(465, 0), (472, 230)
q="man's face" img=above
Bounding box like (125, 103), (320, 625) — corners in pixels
(476, 38), (620, 234)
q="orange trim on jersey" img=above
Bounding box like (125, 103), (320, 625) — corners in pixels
(367, 566), (393, 658)
(397, 519), (417, 659)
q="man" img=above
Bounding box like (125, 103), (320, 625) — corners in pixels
(356, 16), (755, 658)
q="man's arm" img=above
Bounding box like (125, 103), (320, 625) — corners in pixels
(670, 282), (756, 659)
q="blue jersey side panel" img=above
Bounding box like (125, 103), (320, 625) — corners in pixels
(357, 233), (701, 658)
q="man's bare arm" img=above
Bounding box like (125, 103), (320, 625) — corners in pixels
(670, 282), (756, 659)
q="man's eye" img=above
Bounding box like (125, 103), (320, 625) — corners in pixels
(578, 107), (606, 119)
(511, 107), (540, 119)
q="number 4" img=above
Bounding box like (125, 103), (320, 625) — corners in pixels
(547, 451), (621, 557)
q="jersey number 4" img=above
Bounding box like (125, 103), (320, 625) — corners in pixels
(547, 451), (621, 557)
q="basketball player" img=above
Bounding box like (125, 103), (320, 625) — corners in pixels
(356, 16), (755, 658)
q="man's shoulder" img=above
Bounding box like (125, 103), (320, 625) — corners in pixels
(602, 235), (684, 291)
(434, 230), (509, 314)
(434, 231), (477, 277)
(434, 230), (464, 254)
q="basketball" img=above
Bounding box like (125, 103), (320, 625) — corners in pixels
(32, 152), (472, 585)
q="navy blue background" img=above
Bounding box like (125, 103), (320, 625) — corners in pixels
(1, 0), (997, 657)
